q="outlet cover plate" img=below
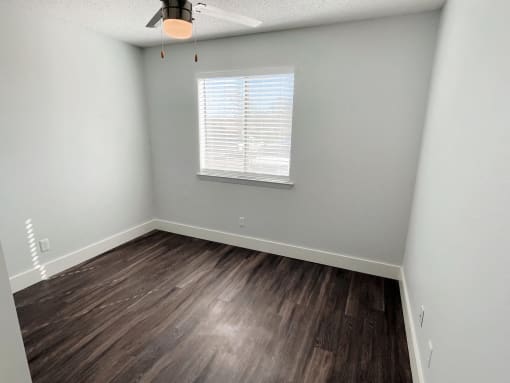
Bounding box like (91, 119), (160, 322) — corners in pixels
(39, 239), (50, 253)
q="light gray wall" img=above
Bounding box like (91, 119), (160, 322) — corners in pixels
(403, 1), (510, 382)
(0, 3), (154, 278)
(0, 242), (32, 382)
(143, 12), (439, 265)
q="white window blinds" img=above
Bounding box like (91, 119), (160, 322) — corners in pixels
(198, 71), (295, 184)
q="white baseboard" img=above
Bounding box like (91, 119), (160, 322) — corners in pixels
(9, 218), (400, 291)
(9, 220), (156, 293)
(400, 268), (424, 383)
(8, 268), (37, 294)
(154, 219), (401, 280)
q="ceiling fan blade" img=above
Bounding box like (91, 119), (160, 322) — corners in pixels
(195, 3), (262, 28)
(146, 8), (163, 28)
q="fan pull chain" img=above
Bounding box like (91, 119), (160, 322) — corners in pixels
(193, 17), (199, 63)
(160, 8), (166, 60)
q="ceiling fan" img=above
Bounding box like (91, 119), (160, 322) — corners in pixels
(146, 0), (263, 40)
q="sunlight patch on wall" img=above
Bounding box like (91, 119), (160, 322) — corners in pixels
(25, 219), (48, 280)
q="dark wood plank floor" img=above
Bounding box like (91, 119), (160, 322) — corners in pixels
(14, 231), (412, 383)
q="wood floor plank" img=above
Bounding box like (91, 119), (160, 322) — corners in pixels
(14, 230), (412, 383)
(303, 348), (334, 383)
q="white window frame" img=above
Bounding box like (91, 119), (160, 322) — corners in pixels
(196, 67), (295, 186)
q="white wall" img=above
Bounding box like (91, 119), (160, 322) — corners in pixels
(143, 12), (439, 266)
(0, 242), (32, 382)
(0, 3), (154, 279)
(403, 1), (510, 382)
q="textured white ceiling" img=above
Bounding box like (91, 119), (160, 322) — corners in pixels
(7, 0), (444, 47)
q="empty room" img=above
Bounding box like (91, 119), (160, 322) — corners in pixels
(0, 0), (508, 382)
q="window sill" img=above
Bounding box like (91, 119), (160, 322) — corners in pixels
(197, 171), (294, 189)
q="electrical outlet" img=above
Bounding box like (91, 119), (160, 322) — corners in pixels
(239, 217), (246, 228)
(39, 239), (50, 253)
(427, 340), (433, 368)
(419, 305), (425, 328)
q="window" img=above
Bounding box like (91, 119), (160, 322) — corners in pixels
(198, 70), (295, 184)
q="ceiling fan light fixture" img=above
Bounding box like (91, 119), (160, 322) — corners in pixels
(163, 19), (192, 39)
(161, 0), (193, 39)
